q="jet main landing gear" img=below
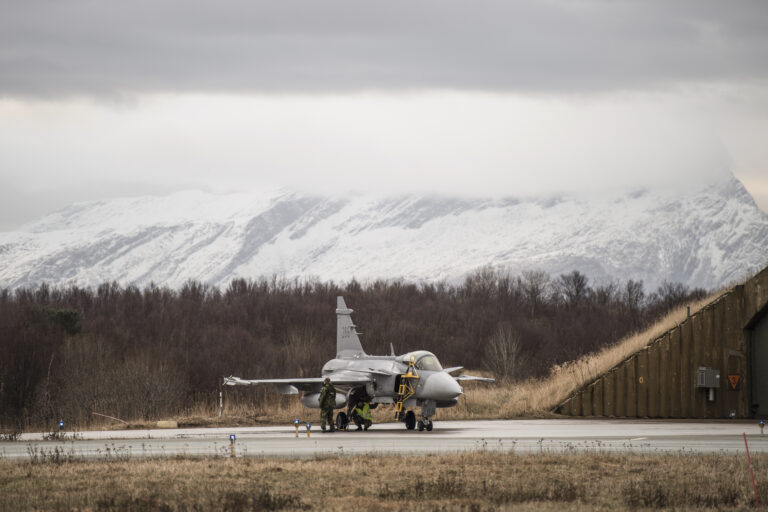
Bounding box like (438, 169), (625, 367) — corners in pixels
(403, 410), (416, 430)
(335, 411), (349, 431)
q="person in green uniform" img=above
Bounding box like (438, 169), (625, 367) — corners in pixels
(319, 377), (336, 432)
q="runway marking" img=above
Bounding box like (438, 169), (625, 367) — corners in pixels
(630, 437), (647, 441)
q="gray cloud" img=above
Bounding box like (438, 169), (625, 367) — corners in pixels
(2, 0), (768, 97)
(2, 0), (768, 230)
(0, 90), (737, 230)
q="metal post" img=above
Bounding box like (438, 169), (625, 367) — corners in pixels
(219, 379), (224, 418)
(743, 433), (759, 509)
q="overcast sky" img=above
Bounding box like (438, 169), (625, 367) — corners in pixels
(1, 0), (767, 229)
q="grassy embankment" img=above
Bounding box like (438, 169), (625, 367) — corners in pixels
(49, 293), (717, 432)
(1, 451), (765, 511)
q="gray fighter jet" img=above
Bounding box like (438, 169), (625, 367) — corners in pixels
(224, 296), (493, 431)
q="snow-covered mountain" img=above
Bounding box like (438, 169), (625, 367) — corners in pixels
(1, 174), (766, 291)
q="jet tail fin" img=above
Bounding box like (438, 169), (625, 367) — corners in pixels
(336, 296), (366, 358)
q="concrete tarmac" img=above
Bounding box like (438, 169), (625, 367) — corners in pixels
(2, 419), (767, 461)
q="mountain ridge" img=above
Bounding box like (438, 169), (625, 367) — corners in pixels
(1, 175), (767, 291)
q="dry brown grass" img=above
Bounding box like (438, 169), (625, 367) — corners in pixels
(1, 451), (765, 511)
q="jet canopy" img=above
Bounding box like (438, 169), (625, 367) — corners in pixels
(400, 351), (443, 371)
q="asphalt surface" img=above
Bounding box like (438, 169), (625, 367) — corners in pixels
(2, 419), (767, 461)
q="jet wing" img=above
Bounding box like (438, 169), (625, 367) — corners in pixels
(443, 366), (495, 382)
(223, 375), (371, 395)
(454, 375), (495, 383)
(364, 368), (399, 376)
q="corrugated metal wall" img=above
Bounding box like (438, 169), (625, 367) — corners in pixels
(555, 266), (768, 418)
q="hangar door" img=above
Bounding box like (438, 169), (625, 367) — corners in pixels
(752, 312), (768, 418)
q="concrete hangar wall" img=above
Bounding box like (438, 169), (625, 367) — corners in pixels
(556, 265), (768, 419)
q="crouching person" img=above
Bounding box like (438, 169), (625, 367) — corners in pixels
(352, 401), (372, 431)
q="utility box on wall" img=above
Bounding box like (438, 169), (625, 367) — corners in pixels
(696, 366), (720, 402)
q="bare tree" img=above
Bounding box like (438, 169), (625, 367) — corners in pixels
(556, 270), (589, 309)
(520, 270), (550, 319)
(282, 327), (317, 377)
(624, 279), (646, 326)
(482, 323), (524, 382)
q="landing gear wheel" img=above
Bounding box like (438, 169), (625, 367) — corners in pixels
(417, 420), (425, 431)
(405, 410), (416, 430)
(335, 411), (348, 430)
(426, 421), (434, 432)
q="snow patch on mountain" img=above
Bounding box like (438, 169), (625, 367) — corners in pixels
(1, 175), (766, 291)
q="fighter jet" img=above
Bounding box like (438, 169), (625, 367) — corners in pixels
(224, 296), (494, 431)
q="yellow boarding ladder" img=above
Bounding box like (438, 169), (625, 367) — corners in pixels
(394, 356), (420, 419)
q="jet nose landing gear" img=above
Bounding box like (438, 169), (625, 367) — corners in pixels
(402, 401), (436, 431)
(417, 419), (433, 431)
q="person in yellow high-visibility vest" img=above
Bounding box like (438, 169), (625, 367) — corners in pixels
(352, 400), (372, 431)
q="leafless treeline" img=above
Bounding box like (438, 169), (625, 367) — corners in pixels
(0, 269), (706, 429)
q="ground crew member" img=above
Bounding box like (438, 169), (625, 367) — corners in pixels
(319, 377), (336, 432)
(352, 400), (372, 431)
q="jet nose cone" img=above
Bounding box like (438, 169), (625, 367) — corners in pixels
(421, 371), (463, 400)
